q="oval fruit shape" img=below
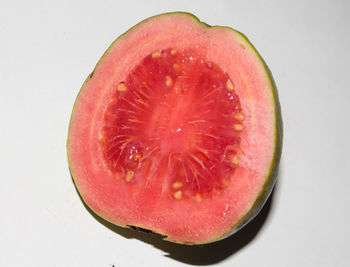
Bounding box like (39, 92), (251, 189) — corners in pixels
(67, 12), (282, 245)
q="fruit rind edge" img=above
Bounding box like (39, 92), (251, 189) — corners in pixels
(66, 11), (283, 245)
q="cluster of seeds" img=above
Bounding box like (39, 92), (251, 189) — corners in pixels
(100, 48), (244, 201)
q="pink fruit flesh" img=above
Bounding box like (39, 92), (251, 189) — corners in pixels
(68, 13), (279, 244)
(101, 48), (243, 199)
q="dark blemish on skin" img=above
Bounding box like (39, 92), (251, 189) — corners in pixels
(125, 225), (168, 240)
(128, 225), (154, 234)
(89, 71), (94, 79)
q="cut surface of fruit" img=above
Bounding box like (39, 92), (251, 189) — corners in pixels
(67, 12), (282, 245)
(101, 48), (243, 200)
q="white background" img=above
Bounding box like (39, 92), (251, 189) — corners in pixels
(1, 0), (349, 266)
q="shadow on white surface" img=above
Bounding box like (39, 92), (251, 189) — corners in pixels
(74, 171), (279, 265)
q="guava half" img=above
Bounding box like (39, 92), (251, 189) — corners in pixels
(67, 12), (282, 245)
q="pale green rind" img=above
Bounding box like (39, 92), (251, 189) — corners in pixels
(67, 12), (283, 245)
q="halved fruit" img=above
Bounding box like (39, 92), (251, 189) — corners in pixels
(67, 12), (282, 244)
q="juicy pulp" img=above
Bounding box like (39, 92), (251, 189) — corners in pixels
(101, 48), (243, 199)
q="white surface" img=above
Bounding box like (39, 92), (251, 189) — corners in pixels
(1, 0), (349, 266)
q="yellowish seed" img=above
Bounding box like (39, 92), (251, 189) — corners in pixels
(98, 133), (106, 142)
(226, 79), (234, 91)
(234, 113), (245, 121)
(174, 190), (183, 200)
(231, 155), (240, 165)
(152, 51), (161, 58)
(117, 82), (127, 92)
(173, 63), (181, 73)
(233, 124), (243, 131)
(170, 49), (177, 55)
(126, 170), (134, 182)
(172, 181), (183, 189)
(165, 75), (173, 87)
(134, 153), (143, 160)
(195, 193), (202, 203)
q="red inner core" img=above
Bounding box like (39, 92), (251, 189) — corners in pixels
(100, 48), (243, 200)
